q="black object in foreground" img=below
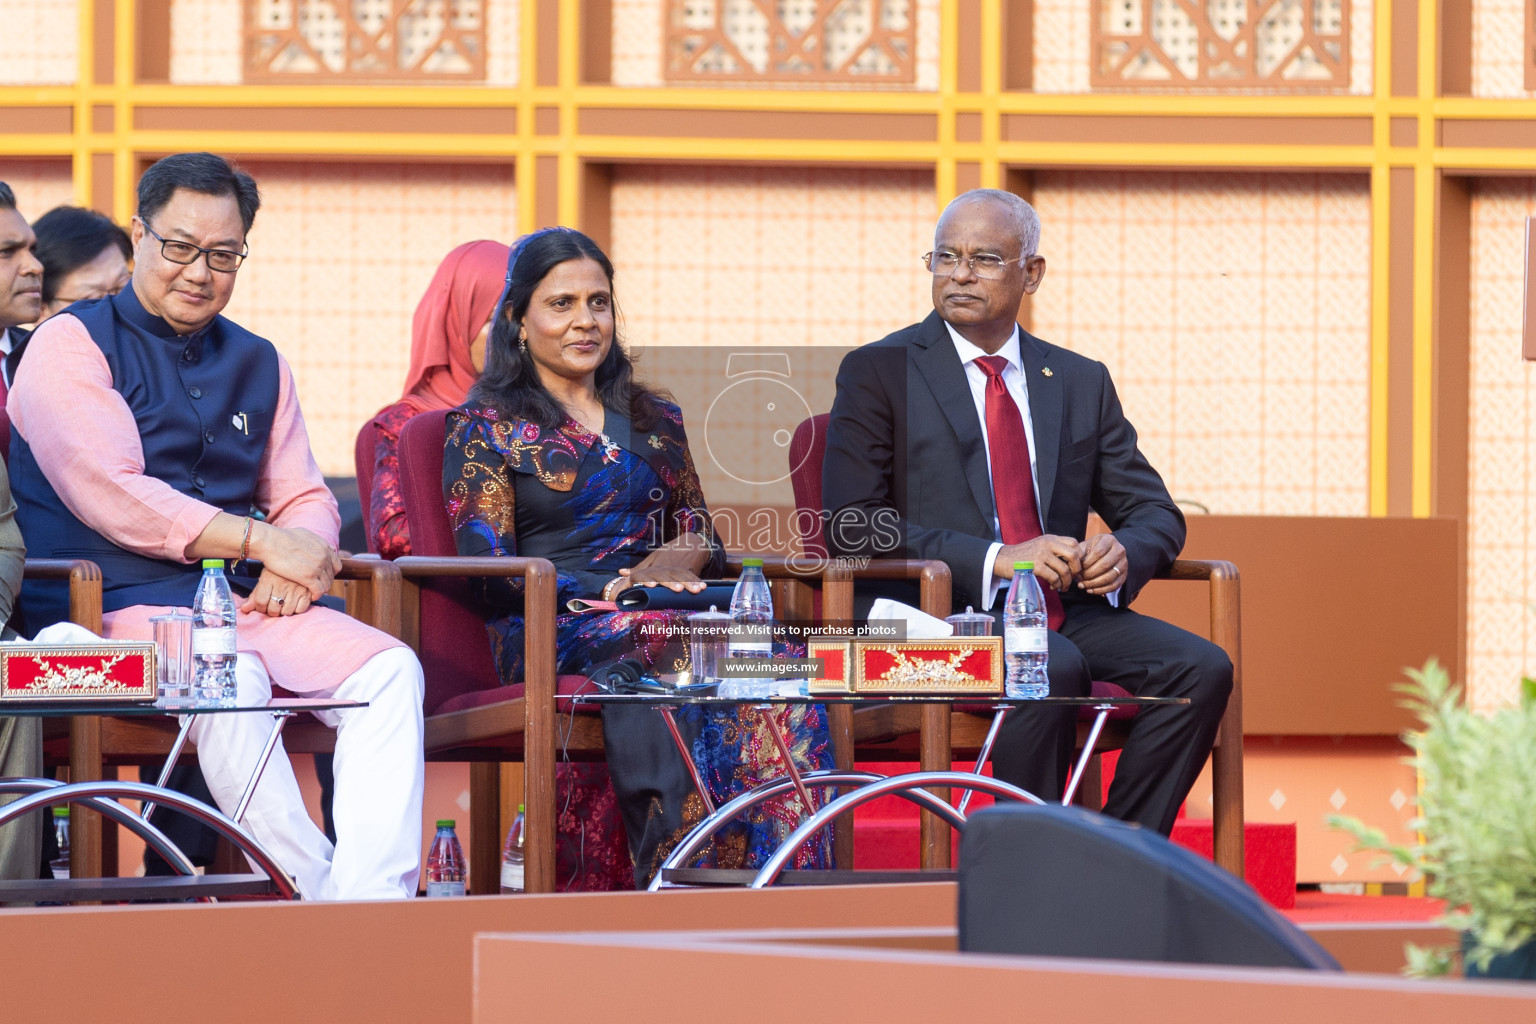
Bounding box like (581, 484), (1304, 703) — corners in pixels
(958, 803), (1340, 970)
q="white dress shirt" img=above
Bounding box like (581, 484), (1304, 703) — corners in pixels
(0, 328), (15, 388)
(943, 321), (1040, 610)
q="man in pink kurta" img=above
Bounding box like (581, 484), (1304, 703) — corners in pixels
(7, 153), (425, 900)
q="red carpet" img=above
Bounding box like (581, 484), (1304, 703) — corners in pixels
(1282, 893), (1445, 924)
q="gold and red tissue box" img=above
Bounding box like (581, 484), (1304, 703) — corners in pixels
(808, 637), (1003, 695)
(0, 641), (157, 703)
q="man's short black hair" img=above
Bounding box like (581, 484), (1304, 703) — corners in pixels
(32, 206), (133, 305)
(137, 152), (261, 235)
(0, 182), (15, 210)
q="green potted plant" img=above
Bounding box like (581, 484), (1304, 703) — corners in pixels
(1330, 658), (1536, 979)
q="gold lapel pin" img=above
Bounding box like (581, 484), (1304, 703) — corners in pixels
(1042, 367), (1054, 377)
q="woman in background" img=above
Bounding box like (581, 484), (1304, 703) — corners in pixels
(365, 239), (509, 558)
(446, 228), (832, 887)
(4, 206), (132, 389)
(33, 206), (131, 322)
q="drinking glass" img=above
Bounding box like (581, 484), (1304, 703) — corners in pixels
(685, 607), (732, 691)
(945, 605), (994, 637)
(151, 612), (196, 708)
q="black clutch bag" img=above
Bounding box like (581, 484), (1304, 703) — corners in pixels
(566, 581), (739, 613)
(612, 582), (738, 611)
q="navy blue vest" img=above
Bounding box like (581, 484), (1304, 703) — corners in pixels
(13, 285), (279, 627)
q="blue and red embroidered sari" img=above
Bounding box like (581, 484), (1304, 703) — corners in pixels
(444, 400), (831, 887)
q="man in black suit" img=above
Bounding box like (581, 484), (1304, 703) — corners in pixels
(823, 188), (1231, 834)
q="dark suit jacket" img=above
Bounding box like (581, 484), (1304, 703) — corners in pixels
(823, 311), (1184, 613)
(2, 326), (29, 391)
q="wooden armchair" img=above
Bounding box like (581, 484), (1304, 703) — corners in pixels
(20, 559), (105, 877)
(394, 408), (574, 894)
(45, 556), (404, 879)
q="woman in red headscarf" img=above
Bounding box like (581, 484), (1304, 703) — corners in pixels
(365, 240), (510, 558)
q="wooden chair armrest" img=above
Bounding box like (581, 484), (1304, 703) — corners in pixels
(1161, 558), (1238, 583)
(22, 558), (104, 633)
(1158, 556), (1245, 878)
(335, 556), (402, 637)
(818, 558), (953, 623)
(394, 555), (556, 579)
(392, 553), (559, 713)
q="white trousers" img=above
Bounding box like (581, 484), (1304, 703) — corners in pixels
(186, 647), (425, 900)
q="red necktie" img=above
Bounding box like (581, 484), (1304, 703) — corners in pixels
(976, 355), (1063, 629)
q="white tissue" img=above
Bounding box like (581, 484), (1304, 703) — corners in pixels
(868, 598), (954, 640)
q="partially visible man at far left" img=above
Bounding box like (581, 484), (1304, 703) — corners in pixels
(0, 182), (42, 407)
(0, 181), (43, 882)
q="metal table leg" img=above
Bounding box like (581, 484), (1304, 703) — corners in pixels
(756, 703), (817, 816)
(233, 711), (295, 823)
(139, 713), (197, 822)
(658, 706), (716, 816)
(956, 707), (1012, 816)
(1061, 705), (1112, 807)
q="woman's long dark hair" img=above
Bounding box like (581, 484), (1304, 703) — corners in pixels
(469, 228), (667, 432)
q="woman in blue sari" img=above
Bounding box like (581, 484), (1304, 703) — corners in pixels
(443, 228), (830, 887)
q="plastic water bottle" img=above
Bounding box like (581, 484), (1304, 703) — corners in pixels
(500, 804), (525, 893)
(49, 806), (69, 879)
(191, 559), (238, 707)
(1004, 561), (1049, 699)
(723, 558), (774, 699)
(425, 820), (467, 896)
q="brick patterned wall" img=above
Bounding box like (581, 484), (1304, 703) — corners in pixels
(0, 160), (77, 219)
(0, 0), (78, 84)
(1471, 0), (1536, 96)
(1465, 179), (1536, 711)
(1030, 170), (1373, 518)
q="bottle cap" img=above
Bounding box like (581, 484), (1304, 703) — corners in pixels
(1013, 561), (1034, 571)
(435, 819), (456, 829)
(742, 557), (764, 567)
(202, 558), (225, 569)
(517, 803), (526, 812)
(52, 806), (68, 818)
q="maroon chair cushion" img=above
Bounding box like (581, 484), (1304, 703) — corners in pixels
(354, 418), (378, 554)
(788, 414), (830, 559)
(1089, 679), (1139, 721)
(398, 408), (510, 717)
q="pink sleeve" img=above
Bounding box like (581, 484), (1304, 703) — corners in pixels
(256, 353), (340, 546)
(6, 314), (221, 561)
